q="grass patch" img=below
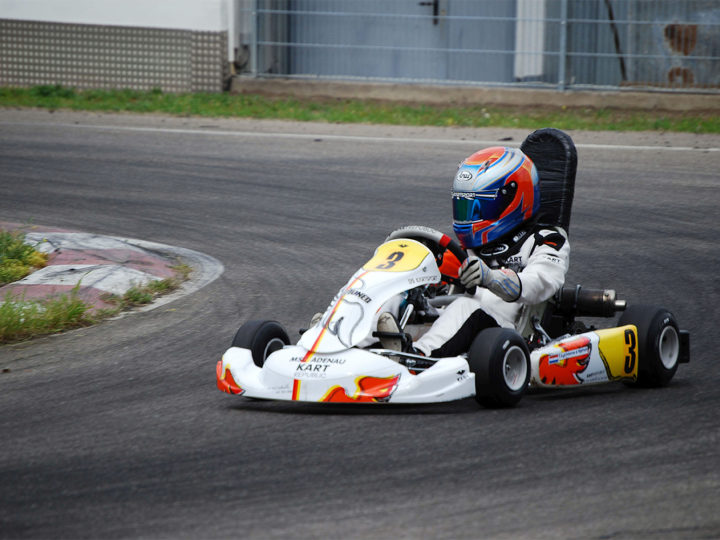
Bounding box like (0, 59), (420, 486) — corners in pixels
(0, 258), (192, 344)
(0, 286), (97, 343)
(1, 85), (717, 133)
(103, 263), (192, 309)
(0, 229), (48, 285)
(121, 287), (154, 306)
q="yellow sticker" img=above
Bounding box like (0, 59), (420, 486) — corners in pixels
(363, 239), (431, 273)
(596, 325), (638, 381)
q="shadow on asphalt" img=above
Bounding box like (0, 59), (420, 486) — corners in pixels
(222, 378), (693, 415)
(225, 397), (482, 415)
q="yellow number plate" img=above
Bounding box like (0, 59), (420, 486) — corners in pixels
(363, 239), (431, 273)
(596, 325), (638, 381)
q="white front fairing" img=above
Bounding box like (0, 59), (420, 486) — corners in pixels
(217, 238), (476, 404)
(299, 239), (441, 353)
(219, 344), (475, 404)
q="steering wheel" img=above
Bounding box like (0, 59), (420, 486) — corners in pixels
(384, 225), (468, 289)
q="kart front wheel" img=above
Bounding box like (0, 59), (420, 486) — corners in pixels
(232, 320), (290, 367)
(468, 327), (530, 408)
(619, 305), (680, 387)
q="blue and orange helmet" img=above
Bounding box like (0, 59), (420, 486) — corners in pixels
(452, 147), (540, 249)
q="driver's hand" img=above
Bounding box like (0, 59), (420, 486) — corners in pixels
(459, 256), (489, 289)
(460, 256), (522, 302)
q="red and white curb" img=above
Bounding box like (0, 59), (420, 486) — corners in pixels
(0, 224), (223, 312)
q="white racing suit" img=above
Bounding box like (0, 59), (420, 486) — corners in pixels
(414, 225), (570, 357)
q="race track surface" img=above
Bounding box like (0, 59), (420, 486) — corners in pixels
(1, 110), (719, 539)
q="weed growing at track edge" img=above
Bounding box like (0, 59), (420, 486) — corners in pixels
(0, 229), (48, 285)
(102, 263), (192, 310)
(0, 250), (192, 344)
(0, 285), (96, 343)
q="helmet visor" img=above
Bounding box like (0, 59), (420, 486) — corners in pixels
(452, 191), (504, 223)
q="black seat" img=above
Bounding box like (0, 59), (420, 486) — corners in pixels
(517, 128), (578, 342)
(520, 128), (578, 234)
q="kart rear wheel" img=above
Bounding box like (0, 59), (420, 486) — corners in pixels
(468, 327), (530, 408)
(232, 320), (290, 367)
(619, 305), (680, 387)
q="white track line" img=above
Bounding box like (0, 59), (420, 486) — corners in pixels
(2, 121), (719, 152)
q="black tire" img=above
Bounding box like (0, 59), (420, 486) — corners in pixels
(467, 327), (530, 408)
(231, 320), (290, 367)
(619, 305), (680, 387)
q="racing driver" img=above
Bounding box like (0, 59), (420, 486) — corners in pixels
(380, 146), (570, 357)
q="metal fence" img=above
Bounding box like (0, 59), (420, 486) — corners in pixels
(243, 0), (720, 93)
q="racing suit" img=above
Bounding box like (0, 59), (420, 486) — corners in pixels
(413, 225), (570, 358)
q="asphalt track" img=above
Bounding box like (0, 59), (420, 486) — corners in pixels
(1, 110), (719, 539)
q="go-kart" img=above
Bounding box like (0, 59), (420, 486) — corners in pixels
(216, 129), (690, 407)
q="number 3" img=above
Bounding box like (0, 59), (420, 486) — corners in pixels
(376, 251), (404, 270)
(624, 328), (637, 373)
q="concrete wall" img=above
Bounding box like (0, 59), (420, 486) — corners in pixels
(0, 0), (236, 92)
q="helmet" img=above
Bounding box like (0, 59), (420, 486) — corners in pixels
(452, 146), (540, 249)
